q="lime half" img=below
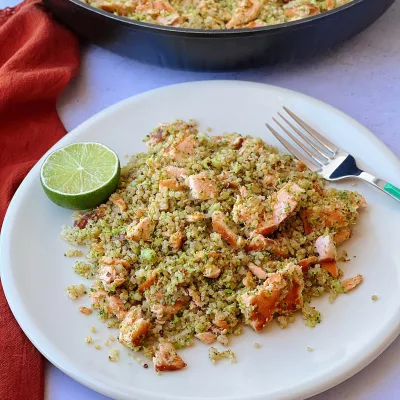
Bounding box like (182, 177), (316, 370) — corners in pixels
(40, 142), (120, 210)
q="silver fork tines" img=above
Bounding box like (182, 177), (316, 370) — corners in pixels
(265, 106), (400, 203)
(267, 107), (341, 172)
(282, 107), (339, 155)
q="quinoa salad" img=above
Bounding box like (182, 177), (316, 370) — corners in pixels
(82, 0), (352, 29)
(63, 119), (365, 372)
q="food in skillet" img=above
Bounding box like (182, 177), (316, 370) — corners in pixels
(81, 0), (352, 29)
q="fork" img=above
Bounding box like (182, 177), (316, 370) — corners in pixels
(266, 107), (400, 202)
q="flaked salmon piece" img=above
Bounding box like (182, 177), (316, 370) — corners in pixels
(107, 295), (127, 320)
(119, 307), (150, 348)
(263, 174), (277, 187)
(151, 304), (181, 323)
(241, 272), (285, 331)
(98, 265), (125, 290)
(245, 234), (289, 257)
(315, 235), (336, 263)
(188, 288), (203, 307)
(298, 256), (318, 272)
(126, 217), (155, 242)
(153, 342), (187, 372)
(164, 166), (188, 179)
(216, 171), (239, 189)
(101, 256), (132, 269)
(159, 178), (185, 191)
(285, 4), (320, 18)
(335, 227), (352, 244)
(320, 261), (338, 278)
(203, 265), (221, 278)
(324, 209), (345, 228)
(74, 206), (106, 229)
(186, 173), (218, 200)
(99, 0), (136, 16)
(89, 289), (107, 306)
(211, 134), (244, 149)
(136, 0), (175, 13)
(296, 161), (307, 172)
(243, 271), (256, 288)
(226, 0), (262, 28)
(342, 274), (363, 291)
(326, 0), (335, 10)
(212, 211), (243, 248)
(111, 194), (127, 212)
(245, 19), (267, 28)
(232, 136), (245, 149)
(169, 231), (185, 249)
(165, 135), (198, 160)
(300, 209), (312, 235)
(176, 135), (196, 154)
(195, 332), (217, 344)
(138, 270), (157, 293)
(232, 186), (264, 228)
(186, 213), (206, 222)
(313, 181), (324, 195)
(79, 306), (92, 315)
(214, 314), (229, 331)
(240, 263), (303, 331)
(156, 13), (181, 26)
(147, 126), (165, 147)
(247, 262), (267, 280)
(276, 269), (304, 315)
(256, 182), (304, 236)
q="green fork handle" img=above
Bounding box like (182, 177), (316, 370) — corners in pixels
(358, 171), (400, 202)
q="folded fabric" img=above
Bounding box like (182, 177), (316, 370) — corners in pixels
(0, 1), (79, 399)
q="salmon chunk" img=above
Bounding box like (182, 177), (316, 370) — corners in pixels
(245, 234), (288, 257)
(126, 217), (155, 242)
(107, 295), (127, 320)
(195, 332), (217, 344)
(315, 235), (336, 263)
(159, 179), (185, 191)
(212, 211), (242, 248)
(315, 235), (338, 277)
(247, 262), (267, 280)
(169, 231), (185, 249)
(186, 173), (218, 200)
(256, 182), (304, 236)
(164, 166), (188, 179)
(226, 0), (262, 28)
(119, 307), (150, 349)
(240, 263), (304, 331)
(153, 342), (187, 372)
(342, 274), (363, 292)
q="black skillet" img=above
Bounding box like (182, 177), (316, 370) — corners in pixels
(43, 0), (394, 70)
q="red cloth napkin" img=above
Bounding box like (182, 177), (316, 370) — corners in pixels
(0, 1), (79, 399)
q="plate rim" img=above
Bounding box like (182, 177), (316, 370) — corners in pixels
(2, 80), (400, 400)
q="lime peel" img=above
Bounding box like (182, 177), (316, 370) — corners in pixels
(40, 142), (120, 210)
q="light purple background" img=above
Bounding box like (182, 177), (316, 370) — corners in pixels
(5, 0), (400, 398)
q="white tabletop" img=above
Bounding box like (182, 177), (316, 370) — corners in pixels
(4, 0), (400, 398)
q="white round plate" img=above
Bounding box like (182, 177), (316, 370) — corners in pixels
(2, 81), (400, 400)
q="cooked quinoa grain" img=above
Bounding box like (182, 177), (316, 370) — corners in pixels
(66, 284), (86, 300)
(63, 120), (366, 372)
(209, 347), (237, 364)
(371, 295), (378, 301)
(65, 249), (83, 257)
(85, 336), (93, 344)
